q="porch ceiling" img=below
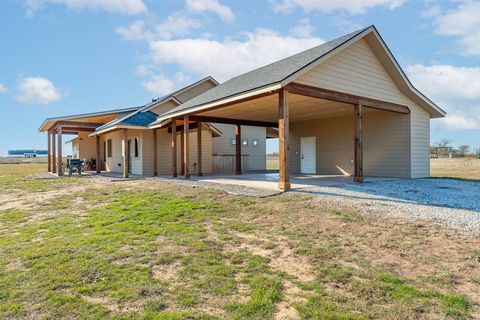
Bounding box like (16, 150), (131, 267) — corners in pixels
(198, 92), (377, 123)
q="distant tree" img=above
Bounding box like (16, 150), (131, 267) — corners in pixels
(457, 145), (470, 157)
(436, 138), (452, 148)
(475, 148), (480, 159)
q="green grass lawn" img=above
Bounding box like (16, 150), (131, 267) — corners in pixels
(0, 164), (479, 319)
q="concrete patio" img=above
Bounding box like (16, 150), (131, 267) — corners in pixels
(183, 173), (396, 190)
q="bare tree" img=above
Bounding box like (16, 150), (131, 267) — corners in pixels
(457, 145), (470, 157)
(436, 138), (452, 148)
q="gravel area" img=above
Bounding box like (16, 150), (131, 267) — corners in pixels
(298, 178), (480, 235)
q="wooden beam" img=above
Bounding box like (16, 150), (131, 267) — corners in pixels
(189, 115), (278, 128)
(153, 129), (158, 177)
(59, 127), (95, 132)
(278, 88), (290, 190)
(123, 129), (129, 178)
(184, 115), (190, 179)
(180, 127), (185, 175)
(55, 121), (103, 128)
(285, 82), (410, 114)
(235, 123), (242, 175)
(354, 104), (364, 183)
(51, 132), (56, 173)
(172, 118), (177, 177)
(57, 127), (63, 176)
(47, 132), (51, 172)
(96, 135), (101, 174)
(197, 122), (203, 176)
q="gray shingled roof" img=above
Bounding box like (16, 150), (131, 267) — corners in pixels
(158, 26), (370, 119)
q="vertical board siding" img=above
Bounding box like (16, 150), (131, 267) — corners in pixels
(212, 123), (267, 171)
(289, 110), (410, 177)
(296, 38), (430, 178)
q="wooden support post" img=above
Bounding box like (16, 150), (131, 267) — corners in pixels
(96, 135), (101, 174)
(52, 132), (56, 173)
(184, 116), (190, 179)
(354, 104), (364, 183)
(180, 127), (185, 175)
(123, 129), (129, 178)
(153, 129), (158, 177)
(197, 122), (203, 176)
(57, 127), (63, 176)
(278, 88), (290, 190)
(172, 118), (177, 177)
(235, 123), (242, 175)
(47, 132), (51, 172)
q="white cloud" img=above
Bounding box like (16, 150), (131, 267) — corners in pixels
(24, 0), (147, 17)
(427, 1), (480, 56)
(116, 14), (201, 42)
(186, 0), (234, 22)
(290, 18), (314, 38)
(148, 28), (324, 81)
(16, 77), (62, 105)
(142, 72), (191, 96)
(0, 84), (7, 93)
(407, 64), (480, 130)
(271, 0), (407, 14)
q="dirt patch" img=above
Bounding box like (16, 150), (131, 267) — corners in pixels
(152, 262), (181, 283)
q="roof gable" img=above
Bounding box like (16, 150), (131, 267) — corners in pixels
(154, 25), (444, 123)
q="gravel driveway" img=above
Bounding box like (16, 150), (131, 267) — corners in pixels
(298, 178), (480, 235)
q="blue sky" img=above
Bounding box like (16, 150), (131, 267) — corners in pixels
(1, 0), (479, 156)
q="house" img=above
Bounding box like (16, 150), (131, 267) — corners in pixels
(149, 25), (445, 190)
(40, 25), (445, 190)
(38, 77), (268, 177)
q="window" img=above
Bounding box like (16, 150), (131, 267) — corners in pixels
(231, 138), (236, 145)
(134, 137), (139, 158)
(242, 139), (248, 146)
(252, 139), (259, 147)
(107, 139), (112, 158)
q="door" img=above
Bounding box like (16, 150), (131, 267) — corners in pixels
(301, 136), (316, 174)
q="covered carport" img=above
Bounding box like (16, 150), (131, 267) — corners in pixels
(148, 26), (444, 190)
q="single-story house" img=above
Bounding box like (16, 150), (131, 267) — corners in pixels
(40, 25), (445, 190)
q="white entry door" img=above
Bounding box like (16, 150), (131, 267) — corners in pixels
(301, 136), (316, 174)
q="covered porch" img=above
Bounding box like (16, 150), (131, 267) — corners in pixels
(154, 83), (410, 190)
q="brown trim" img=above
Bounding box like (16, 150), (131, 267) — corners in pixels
(47, 132), (51, 172)
(183, 115), (190, 179)
(197, 122), (203, 176)
(235, 124), (241, 175)
(96, 135), (101, 174)
(285, 82), (410, 114)
(54, 121), (103, 129)
(57, 127), (63, 176)
(189, 115), (277, 128)
(51, 132), (56, 173)
(59, 127), (96, 132)
(180, 127), (185, 175)
(123, 129), (129, 178)
(153, 129), (158, 177)
(354, 104), (364, 183)
(278, 88), (290, 190)
(172, 118), (177, 177)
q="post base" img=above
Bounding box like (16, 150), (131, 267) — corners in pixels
(353, 176), (364, 183)
(278, 181), (291, 190)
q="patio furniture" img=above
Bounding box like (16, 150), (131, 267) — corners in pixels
(67, 159), (84, 176)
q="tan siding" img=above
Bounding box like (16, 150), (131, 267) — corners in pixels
(289, 110), (410, 177)
(156, 127), (213, 175)
(295, 38), (432, 177)
(142, 130), (155, 176)
(77, 132), (97, 161)
(175, 81), (217, 103)
(102, 129), (144, 174)
(150, 100), (179, 116)
(212, 123), (267, 171)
